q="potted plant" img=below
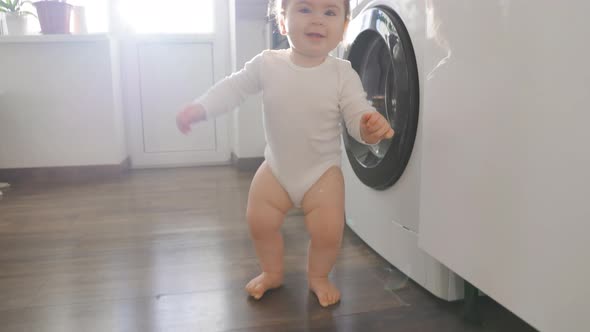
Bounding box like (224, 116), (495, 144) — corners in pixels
(0, 0), (37, 35)
(33, 0), (73, 34)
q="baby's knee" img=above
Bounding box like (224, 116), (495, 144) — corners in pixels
(311, 226), (343, 248)
(246, 205), (284, 235)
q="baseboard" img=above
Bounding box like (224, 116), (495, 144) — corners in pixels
(0, 157), (131, 185)
(230, 153), (264, 172)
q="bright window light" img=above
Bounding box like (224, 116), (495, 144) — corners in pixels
(83, 0), (108, 33)
(118, 0), (214, 34)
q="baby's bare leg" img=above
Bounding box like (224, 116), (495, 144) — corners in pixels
(301, 166), (345, 307)
(245, 161), (293, 300)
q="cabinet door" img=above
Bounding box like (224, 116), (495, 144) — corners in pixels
(0, 38), (127, 168)
(122, 35), (230, 168)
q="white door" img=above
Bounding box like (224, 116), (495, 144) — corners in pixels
(120, 1), (231, 168)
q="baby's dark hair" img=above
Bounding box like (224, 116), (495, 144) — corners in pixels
(268, 0), (351, 23)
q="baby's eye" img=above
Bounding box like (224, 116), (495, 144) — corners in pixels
(325, 10), (337, 16)
(298, 7), (311, 14)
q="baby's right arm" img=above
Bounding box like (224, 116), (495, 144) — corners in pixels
(176, 103), (206, 134)
(176, 51), (266, 135)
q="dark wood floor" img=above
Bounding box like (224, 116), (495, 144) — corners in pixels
(0, 166), (537, 332)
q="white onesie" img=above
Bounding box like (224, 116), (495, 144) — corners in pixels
(197, 49), (374, 207)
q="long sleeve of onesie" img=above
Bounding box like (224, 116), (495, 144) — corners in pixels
(195, 51), (265, 120)
(338, 61), (376, 145)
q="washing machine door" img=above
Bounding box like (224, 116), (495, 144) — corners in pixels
(342, 7), (419, 190)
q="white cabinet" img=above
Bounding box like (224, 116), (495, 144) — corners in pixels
(0, 35), (126, 168)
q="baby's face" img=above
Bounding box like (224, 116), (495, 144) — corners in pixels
(280, 0), (348, 59)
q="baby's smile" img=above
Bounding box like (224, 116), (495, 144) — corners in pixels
(306, 32), (325, 38)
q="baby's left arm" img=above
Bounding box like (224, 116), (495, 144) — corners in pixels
(359, 112), (394, 144)
(339, 62), (394, 144)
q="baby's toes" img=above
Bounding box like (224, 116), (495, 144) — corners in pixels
(319, 293), (330, 307)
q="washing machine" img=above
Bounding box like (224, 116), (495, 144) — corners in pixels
(337, 0), (462, 300)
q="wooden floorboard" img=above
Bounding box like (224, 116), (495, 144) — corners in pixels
(0, 166), (537, 331)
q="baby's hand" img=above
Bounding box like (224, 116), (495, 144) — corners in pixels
(176, 103), (206, 134)
(360, 112), (394, 144)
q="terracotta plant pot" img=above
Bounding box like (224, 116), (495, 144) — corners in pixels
(33, 1), (73, 34)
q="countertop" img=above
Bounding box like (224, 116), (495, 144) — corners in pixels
(0, 34), (111, 43)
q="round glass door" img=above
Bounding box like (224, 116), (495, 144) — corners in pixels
(342, 7), (420, 189)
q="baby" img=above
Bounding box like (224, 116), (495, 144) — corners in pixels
(176, 0), (393, 307)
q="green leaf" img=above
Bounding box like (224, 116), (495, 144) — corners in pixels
(0, 0), (16, 12)
(0, 1), (11, 11)
(0, 0), (34, 13)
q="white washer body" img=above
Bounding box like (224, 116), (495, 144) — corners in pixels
(418, 2), (590, 330)
(339, 0), (462, 301)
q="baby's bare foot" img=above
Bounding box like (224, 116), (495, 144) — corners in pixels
(309, 277), (341, 307)
(245, 272), (283, 300)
